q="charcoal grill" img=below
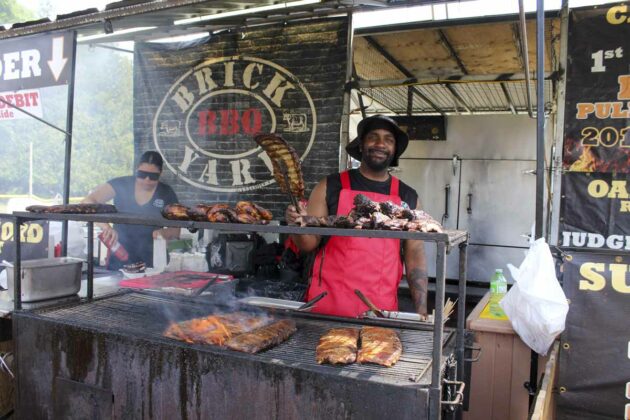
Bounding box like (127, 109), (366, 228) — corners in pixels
(7, 211), (469, 419)
(14, 290), (456, 419)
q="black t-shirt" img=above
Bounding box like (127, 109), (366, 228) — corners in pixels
(325, 169), (419, 215)
(108, 176), (178, 269)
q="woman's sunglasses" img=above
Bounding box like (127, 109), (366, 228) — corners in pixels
(136, 170), (160, 181)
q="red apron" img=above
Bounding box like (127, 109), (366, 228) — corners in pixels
(305, 171), (403, 317)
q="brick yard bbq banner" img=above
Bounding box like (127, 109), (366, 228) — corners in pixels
(557, 251), (630, 420)
(134, 18), (348, 215)
(559, 4), (630, 249)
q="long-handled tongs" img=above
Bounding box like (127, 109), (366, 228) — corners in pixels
(277, 159), (300, 210)
(193, 275), (219, 297)
(297, 291), (327, 311)
(354, 289), (385, 318)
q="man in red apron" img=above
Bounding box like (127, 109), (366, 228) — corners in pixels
(286, 115), (428, 318)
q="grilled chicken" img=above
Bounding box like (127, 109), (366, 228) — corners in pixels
(26, 204), (117, 214)
(225, 319), (297, 354)
(235, 213), (259, 224)
(254, 133), (305, 200)
(207, 203), (230, 214)
(207, 207), (239, 223)
(235, 201), (259, 218)
(316, 328), (360, 365)
(251, 202), (273, 221)
(357, 326), (402, 367)
(187, 204), (213, 221)
(162, 204), (190, 220)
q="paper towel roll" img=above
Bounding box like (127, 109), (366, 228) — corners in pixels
(153, 235), (167, 271)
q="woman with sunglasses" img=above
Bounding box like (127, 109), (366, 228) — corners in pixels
(82, 151), (180, 270)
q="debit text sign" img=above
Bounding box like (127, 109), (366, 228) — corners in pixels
(0, 32), (74, 91)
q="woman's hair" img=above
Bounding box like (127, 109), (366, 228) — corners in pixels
(138, 151), (164, 171)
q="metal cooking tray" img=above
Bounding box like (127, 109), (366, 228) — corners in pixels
(7, 257), (83, 302)
(238, 296), (303, 310)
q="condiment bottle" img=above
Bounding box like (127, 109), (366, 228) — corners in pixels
(98, 231), (129, 262)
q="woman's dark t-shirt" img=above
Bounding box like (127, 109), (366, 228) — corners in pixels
(108, 176), (178, 269)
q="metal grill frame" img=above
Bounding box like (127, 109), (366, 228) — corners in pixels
(12, 300), (458, 419)
(6, 211), (469, 419)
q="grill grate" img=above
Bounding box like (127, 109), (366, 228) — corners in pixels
(35, 292), (450, 386)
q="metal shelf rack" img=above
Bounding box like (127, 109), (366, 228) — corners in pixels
(7, 210), (468, 418)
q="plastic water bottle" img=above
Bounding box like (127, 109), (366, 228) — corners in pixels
(489, 269), (507, 317)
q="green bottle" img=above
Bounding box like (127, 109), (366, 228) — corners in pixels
(489, 269), (508, 318)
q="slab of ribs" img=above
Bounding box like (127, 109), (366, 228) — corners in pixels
(225, 319), (297, 354)
(26, 204), (117, 214)
(163, 313), (295, 354)
(357, 326), (402, 367)
(315, 328), (360, 365)
(316, 326), (402, 367)
(254, 133), (305, 200)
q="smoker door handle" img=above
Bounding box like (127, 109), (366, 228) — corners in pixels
(466, 193), (473, 214)
(443, 184), (450, 222)
(465, 343), (482, 362)
(441, 380), (466, 406)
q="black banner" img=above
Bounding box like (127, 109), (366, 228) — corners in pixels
(559, 4), (630, 248)
(0, 218), (48, 264)
(562, 3), (630, 173)
(557, 251), (630, 420)
(133, 18), (348, 216)
(559, 172), (630, 249)
(0, 32), (75, 91)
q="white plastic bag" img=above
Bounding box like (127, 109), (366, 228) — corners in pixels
(500, 237), (568, 355)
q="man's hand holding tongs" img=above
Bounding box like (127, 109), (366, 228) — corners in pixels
(285, 199), (308, 225)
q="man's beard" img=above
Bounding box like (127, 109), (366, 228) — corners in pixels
(363, 148), (394, 171)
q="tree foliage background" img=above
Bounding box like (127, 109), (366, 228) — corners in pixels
(0, 0), (134, 200)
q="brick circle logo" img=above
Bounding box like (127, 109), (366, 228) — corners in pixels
(153, 56), (317, 192)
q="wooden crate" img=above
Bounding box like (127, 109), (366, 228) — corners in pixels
(464, 293), (547, 420)
(530, 342), (559, 420)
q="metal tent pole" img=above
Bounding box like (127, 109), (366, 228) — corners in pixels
(527, 0), (546, 405)
(61, 31), (78, 256)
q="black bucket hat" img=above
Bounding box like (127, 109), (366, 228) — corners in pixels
(346, 115), (409, 167)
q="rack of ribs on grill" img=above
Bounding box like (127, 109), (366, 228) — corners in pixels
(254, 133), (305, 200)
(225, 319), (297, 354)
(357, 326), (402, 367)
(26, 204), (117, 214)
(315, 328), (360, 365)
(163, 313), (271, 346)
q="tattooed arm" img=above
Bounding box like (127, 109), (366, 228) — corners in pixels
(403, 198), (429, 318)
(404, 240), (429, 318)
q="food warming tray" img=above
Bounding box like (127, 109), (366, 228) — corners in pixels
(7, 257), (83, 302)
